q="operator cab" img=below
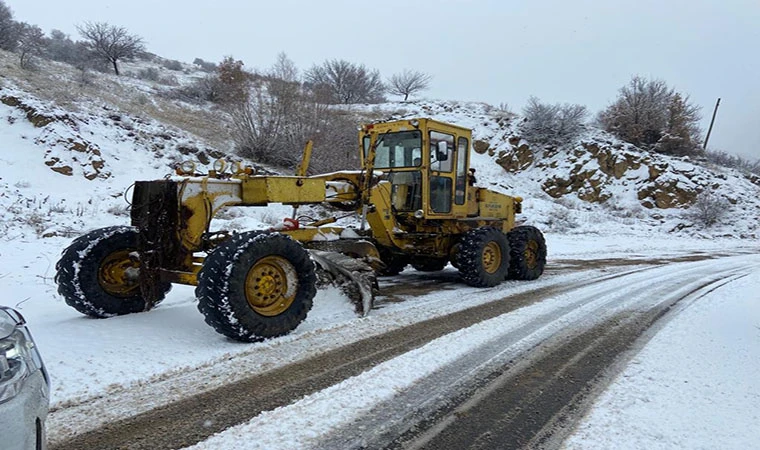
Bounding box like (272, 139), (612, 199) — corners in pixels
(360, 118), (474, 219)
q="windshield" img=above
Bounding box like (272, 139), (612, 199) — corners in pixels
(370, 130), (422, 169)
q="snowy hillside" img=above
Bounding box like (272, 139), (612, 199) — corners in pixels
(2, 46), (759, 242)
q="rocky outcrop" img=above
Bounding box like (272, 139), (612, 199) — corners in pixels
(0, 95), (70, 128)
(523, 139), (722, 209)
(497, 143), (534, 173)
(637, 181), (698, 209)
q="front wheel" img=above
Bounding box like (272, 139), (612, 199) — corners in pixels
(507, 226), (547, 280)
(55, 226), (170, 317)
(411, 258), (448, 272)
(377, 250), (409, 276)
(196, 232), (316, 342)
(457, 227), (510, 287)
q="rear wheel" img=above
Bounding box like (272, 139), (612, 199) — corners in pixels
(507, 225), (547, 280)
(457, 227), (510, 287)
(55, 226), (170, 317)
(196, 232), (316, 342)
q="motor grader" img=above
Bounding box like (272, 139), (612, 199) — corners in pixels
(55, 118), (547, 342)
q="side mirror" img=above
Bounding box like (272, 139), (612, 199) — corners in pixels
(435, 141), (449, 162)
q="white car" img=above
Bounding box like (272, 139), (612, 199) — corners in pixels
(0, 306), (49, 450)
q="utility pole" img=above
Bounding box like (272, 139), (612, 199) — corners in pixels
(703, 98), (721, 149)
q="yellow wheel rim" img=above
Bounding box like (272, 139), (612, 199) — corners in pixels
(98, 249), (140, 297)
(245, 256), (297, 316)
(482, 241), (502, 274)
(524, 240), (539, 269)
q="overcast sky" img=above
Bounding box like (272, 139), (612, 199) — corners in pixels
(7, 0), (760, 159)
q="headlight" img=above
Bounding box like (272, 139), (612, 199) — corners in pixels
(0, 328), (33, 404)
(0, 307), (46, 404)
(213, 159), (227, 173)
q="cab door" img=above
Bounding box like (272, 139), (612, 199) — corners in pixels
(428, 130), (453, 215)
(427, 129), (469, 218)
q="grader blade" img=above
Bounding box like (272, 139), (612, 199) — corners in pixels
(309, 250), (378, 316)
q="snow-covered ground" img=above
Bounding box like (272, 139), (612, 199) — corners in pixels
(3, 231), (758, 448)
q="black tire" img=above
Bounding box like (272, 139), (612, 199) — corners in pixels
(507, 225), (547, 280)
(196, 232), (316, 342)
(457, 227), (510, 287)
(55, 226), (170, 317)
(411, 258), (448, 272)
(377, 250), (408, 276)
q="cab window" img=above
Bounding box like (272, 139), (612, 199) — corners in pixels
(371, 131), (422, 169)
(455, 137), (468, 205)
(429, 131), (454, 172)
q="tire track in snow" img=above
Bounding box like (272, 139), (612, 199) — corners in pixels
(342, 265), (756, 449)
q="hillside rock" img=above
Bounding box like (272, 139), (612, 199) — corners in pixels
(496, 143), (534, 173)
(0, 87), (229, 181)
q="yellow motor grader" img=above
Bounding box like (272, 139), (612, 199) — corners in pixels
(55, 118), (546, 342)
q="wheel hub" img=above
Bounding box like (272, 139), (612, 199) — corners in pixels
(482, 242), (502, 274)
(98, 249), (140, 297)
(245, 256), (297, 316)
(524, 240), (539, 268)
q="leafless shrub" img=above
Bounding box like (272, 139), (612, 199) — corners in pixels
(686, 191), (729, 228)
(159, 74), (220, 104)
(137, 67), (160, 81)
(162, 59), (183, 71)
(705, 149), (760, 176)
(522, 97), (587, 146)
(544, 204), (579, 232)
(387, 69), (432, 101)
(492, 102), (513, 116)
(193, 57), (217, 72)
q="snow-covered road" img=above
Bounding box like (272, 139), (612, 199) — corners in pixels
(183, 252), (760, 450)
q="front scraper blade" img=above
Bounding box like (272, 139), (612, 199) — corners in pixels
(309, 250), (378, 316)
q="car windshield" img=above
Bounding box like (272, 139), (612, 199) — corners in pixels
(371, 130), (422, 169)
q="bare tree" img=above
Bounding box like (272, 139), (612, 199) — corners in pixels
(76, 21), (145, 75)
(17, 23), (45, 69)
(598, 75), (702, 155)
(304, 59), (385, 104)
(387, 69), (432, 101)
(225, 53), (360, 171)
(0, 0), (19, 51)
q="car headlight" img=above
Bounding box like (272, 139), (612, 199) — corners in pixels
(0, 329), (33, 403)
(0, 308), (46, 404)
